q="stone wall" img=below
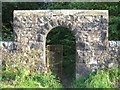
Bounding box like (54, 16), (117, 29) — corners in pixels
(108, 41), (120, 63)
(0, 41), (14, 51)
(1, 10), (120, 79)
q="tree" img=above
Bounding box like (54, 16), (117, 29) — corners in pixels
(1, 2), (120, 41)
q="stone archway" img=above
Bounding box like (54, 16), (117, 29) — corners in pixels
(13, 10), (108, 79)
(46, 26), (76, 79)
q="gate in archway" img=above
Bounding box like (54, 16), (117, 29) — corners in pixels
(14, 10), (111, 79)
(46, 45), (63, 77)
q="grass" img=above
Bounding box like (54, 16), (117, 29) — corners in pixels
(2, 71), (63, 88)
(2, 61), (119, 88)
(2, 49), (63, 88)
(70, 66), (119, 88)
(1, 49), (119, 88)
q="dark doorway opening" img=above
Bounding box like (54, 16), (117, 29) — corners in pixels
(46, 26), (76, 87)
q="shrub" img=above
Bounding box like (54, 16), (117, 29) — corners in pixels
(31, 72), (63, 88)
(2, 48), (42, 79)
(2, 49), (63, 88)
(70, 65), (119, 88)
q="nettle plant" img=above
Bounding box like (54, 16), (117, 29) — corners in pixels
(2, 48), (42, 80)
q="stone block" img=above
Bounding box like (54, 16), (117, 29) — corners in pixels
(13, 10), (110, 79)
(76, 63), (91, 77)
(116, 41), (120, 47)
(101, 31), (107, 42)
(109, 41), (117, 47)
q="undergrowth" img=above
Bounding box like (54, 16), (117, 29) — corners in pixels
(2, 49), (63, 88)
(2, 71), (63, 88)
(2, 48), (119, 88)
(70, 65), (119, 88)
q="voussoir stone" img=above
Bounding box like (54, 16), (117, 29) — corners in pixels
(4, 10), (117, 80)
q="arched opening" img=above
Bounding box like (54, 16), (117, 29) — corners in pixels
(46, 26), (76, 86)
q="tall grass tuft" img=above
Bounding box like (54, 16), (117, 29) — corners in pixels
(2, 49), (63, 88)
(70, 65), (119, 88)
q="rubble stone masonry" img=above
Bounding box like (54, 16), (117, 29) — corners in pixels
(1, 10), (119, 79)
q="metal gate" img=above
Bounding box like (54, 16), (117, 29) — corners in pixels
(46, 45), (63, 77)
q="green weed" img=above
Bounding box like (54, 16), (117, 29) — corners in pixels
(2, 49), (63, 88)
(70, 66), (119, 88)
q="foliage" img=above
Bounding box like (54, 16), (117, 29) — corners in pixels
(2, 48), (42, 74)
(2, 49), (63, 88)
(1, 2), (120, 41)
(1, 2), (120, 88)
(31, 72), (62, 88)
(2, 48), (42, 81)
(109, 16), (120, 40)
(2, 2), (43, 41)
(46, 26), (76, 79)
(2, 72), (63, 88)
(70, 65), (119, 88)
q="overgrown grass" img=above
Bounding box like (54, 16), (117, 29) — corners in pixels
(2, 71), (63, 88)
(2, 49), (63, 88)
(70, 66), (119, 88)
(2, 48), (119, 88)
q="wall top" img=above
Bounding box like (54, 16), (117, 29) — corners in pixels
(14, 10), (108, 17)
